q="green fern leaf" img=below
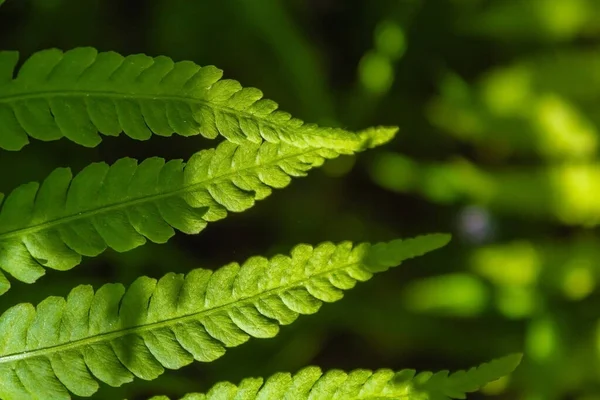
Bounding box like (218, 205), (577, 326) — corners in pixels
(0, 128), (397, 295)
(0, 234), (449, 400)
(408, 354), (522, 399)
(0, 47), (367, 151)
(147, 354), (521, 400)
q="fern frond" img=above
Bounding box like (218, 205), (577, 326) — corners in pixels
(419, 354), (522, 400)
(0, 47), (369, 151)
(0, 128), (397, 295)
(148, 354), (521, 400)
(0, 234), (450, 400)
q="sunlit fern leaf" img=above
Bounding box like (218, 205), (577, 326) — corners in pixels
(418, 354), (522, 400)
(0, 127), (397, 295)
(147, 354), (521, 400)
(0, 47), (365, 151)
(0, 234), (450, 400)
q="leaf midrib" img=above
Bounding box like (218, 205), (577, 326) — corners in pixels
(0, 255), (373, 364)
(0, 146), (323, 241)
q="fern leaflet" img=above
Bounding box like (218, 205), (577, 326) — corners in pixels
(148, 354), (522, 400)
(0, 234), (449, 400)
(0, 127), (397, 295)
(0, 47), (367, 151)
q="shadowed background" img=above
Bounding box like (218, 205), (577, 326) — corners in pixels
(1, 0), (600, 399)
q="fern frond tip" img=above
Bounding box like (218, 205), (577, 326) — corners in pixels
(487, 353), (523, 376)
(357, 125), (399, 150)
(366, 233), (450, 272)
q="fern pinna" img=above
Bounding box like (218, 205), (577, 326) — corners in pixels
(0, 46), (520, 400)
(148, 355), (522, 400)
(0, 48), (364, 151)
(0, 235), (450, 399)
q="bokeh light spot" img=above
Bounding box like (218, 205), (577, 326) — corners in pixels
(563, 260), (595, 300)
(526, 317), (558, 362)
(322, 155), (356, 178)
(551, 164), (600, 226)
(471, 241), (540, 286)
(375, 21), (406, 60)
(481, 66), (532, 116)
(534, 95), (597, 160)
(537, 0), (589, 39)
(457, 205), (495, 244)
(496, 285), (538, 319)
(359, 51), (394, 94)
(370, 153), (417, 192)
(403, 273), (488, 317)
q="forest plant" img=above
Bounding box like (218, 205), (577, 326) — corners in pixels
(0, 44), (521, 399)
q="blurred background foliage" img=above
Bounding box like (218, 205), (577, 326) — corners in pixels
(0, 0), (599, 399)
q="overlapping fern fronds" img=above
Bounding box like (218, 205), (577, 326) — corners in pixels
(148, 354), (522, 400)
(0, 126), (397, 295)
(0, 234), (450, 400)
(0, 42), (516, 400)
(0, 47), (365, 151)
